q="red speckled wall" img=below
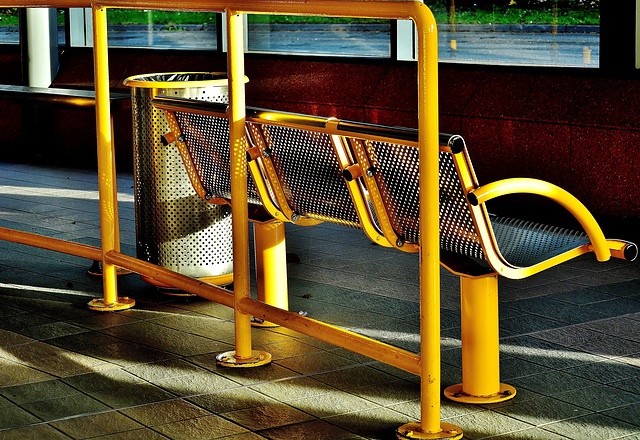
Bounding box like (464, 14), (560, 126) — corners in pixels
(1, 47), (638, 237)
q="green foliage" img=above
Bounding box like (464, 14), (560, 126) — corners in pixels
(424, 1), (599, 25)
(0, 8), (19, 26)
(106, 10), (217, 26)
(0, 4), (599, 28)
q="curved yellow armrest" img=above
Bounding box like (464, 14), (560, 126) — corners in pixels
(468, 178), (611, 262)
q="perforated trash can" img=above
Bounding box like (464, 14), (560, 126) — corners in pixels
(123, 72), (234, 288)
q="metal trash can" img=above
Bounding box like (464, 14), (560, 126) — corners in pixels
(123, 72), (234, 289)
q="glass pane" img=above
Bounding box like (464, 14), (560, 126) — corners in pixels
(58, 8), (66, 46)
(424, 0), (599, 67)
(247, 15), (391, 57)
(106, 10), (218, 50)
(0, 8), (20, 44)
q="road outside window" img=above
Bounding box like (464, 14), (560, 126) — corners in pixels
(426, 0), (599, 67)
(106, 9), (218, 50)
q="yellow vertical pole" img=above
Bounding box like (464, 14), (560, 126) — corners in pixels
(417, 3), (442, 435)
(253, 221), (288, 327)
(398, 3), (462, 439)
(87, 5), (134, 312)
(444, 276), (516, 404)
(216, 9), (270, 368)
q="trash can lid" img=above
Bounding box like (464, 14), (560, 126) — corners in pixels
(124, 72), (245, 88)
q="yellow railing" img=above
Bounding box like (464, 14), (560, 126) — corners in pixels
(0, 1), (457, 438)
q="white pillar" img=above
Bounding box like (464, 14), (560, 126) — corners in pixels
(25, 8), (59, 87)
(636, 0), (640, 69)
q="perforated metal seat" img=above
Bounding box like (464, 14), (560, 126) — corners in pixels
(490, 216), (590, 268)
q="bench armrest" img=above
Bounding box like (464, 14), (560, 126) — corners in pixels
(467, 178), (611, 262)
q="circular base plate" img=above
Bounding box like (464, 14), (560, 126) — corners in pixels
(142, 274), (233, 294)
(216, 350), (272, 368)
(158, 287), (197, 297)
(444, 383), (517, 404)
(251, 317), (280, 328)
(87, 261), (133, 277)
(87, 297), (135, 311)
(397, 422), (463, 439)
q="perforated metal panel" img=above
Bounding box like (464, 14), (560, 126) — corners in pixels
(490, 216), (589, 267)
(129, 78), (233, 279)
(364, 140), (484, 260)
(258, 123), (361, 227)
(173, 112), (262, 205)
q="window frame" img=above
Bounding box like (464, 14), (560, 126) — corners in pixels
(2, 4), (638, 76)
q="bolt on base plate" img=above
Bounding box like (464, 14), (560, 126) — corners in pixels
(87, 297), (135, 311)
(397, 422), (463, 439)
(216, 350), (272, 368)
(444, 383), (517, 404)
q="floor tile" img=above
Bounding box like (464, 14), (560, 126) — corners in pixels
(20, 393), (111, 422)
(348, 379), (420, 406)
(50, 411), (144, 439)
(311, 365), (399, 392)
(287, 390), (379, 418)
(442, 410), (534, 440)
(60, 368), (145, 393)
(541, 413), (640, 440)
(554, 383), (640, 412)
(258, 419), (367, 440)
(118, 399), (211, 426)
(492, 395), (591, 427)
(221, 402), (315, 431)
(0, 378), (79, 404)
(325, 406), (418, 440)
(152, 414), (249, 440)
(249, 376), (338, 402)
(187, 387), (278, 414)
(602, 401), (640, 427)
(88, 382), (177, 409)
(0, 424), (73, 440)
(276, 351), (355, 374)
(563, 358), (640, 384)
(0, 363), (56, 387)
(151, 372), (240, 397)
(88, 428), (170, 440)
(0, 404), (42, 429)
(124, 358), (209, 382)
(510, 370), (600, 396)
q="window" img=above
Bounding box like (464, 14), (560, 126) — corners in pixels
(0, 8), (20, 44)
(246, 14), (391, 57)
(423, 0), (600, 67)
(106, 10), (219, 50)
(13, 2), (625, 71)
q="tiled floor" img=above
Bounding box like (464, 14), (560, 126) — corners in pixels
(0, 161), (639, 439)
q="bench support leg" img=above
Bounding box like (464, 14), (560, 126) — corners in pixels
(444, 275), (516, 404)
(252, 221), (288, 328)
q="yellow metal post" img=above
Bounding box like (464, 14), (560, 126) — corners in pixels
(216, 9), (270, 368)
(444, 276), (516, 404)
(397, 3), (462, 439)
(252, 221), (288, 328)
(87, 5), (133, 312)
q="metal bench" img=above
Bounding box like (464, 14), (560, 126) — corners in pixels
(154, 95), (637, 407)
